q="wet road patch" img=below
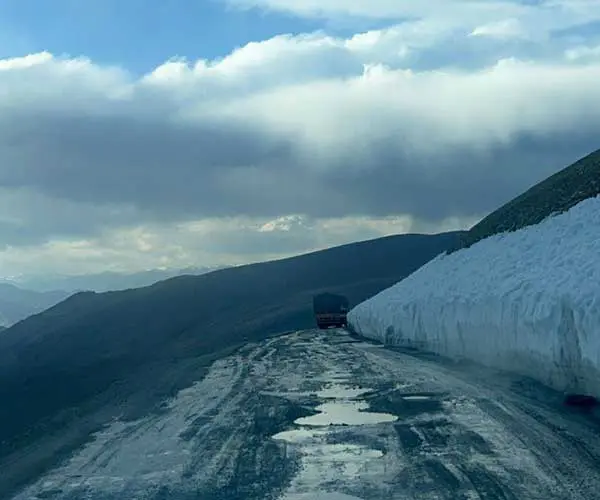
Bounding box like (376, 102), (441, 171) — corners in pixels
(393, 424), (423, 452)
(177, 392), (312, 500)
(459, 462), (520, 500)
(365, 390), (447, 419)
(323, 429), (387, 455)
(271, 379), (399, 497)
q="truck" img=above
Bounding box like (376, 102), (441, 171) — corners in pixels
(312, 293), (349, 329)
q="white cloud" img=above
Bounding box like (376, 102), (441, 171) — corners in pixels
(470, 19), (524, 39)
(565, 44), (600, 61)
(225, 0), (600, 37)
(1, 2), (600, 277)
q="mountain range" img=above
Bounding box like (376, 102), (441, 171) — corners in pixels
(0, 284), (71, 327)
(0, 267), (223, 327)
(2, 266), (223, 293)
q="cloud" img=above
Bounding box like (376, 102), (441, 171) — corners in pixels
(224, 0), (600, 34)
(1, 2), (600, 276)
(0, 214), (477, 277)
(565, 43), (600, 61)
(469, 19), (524, 39)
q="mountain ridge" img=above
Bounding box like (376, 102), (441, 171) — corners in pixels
(4, 266), (225, 293)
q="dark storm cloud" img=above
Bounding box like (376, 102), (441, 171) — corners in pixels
(0, 103), (599, 234)
(0, 110), (292, 216)
(327, 132), (600, 222)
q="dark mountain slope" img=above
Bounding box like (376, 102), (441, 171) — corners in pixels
(0, 230), (462, 488)
(456, 148), (600, 251)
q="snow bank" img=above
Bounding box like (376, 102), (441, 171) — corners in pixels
(348, 195), (600, 398)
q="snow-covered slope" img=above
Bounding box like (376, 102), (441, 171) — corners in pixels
(348, 195), (600, 398)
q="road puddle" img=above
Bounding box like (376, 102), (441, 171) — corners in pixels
(402, 395), (432, 401)
(272, 381), (397, 497)
(282, 492), (367, 500)
(273, 382), (398, 433)
(296, 400), (398, 426)
(281, 382), (398, 427)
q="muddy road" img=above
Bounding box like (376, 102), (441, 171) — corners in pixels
(10, 329), (600, 499)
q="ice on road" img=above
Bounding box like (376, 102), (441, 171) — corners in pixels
(11, 329), (600, 500)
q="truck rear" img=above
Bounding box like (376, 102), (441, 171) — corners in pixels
(312, 293), (349, 329)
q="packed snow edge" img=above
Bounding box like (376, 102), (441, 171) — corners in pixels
(348, 195), (600, 398)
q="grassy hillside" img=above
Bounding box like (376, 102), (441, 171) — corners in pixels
(0, 230), (461, 490)
(455, 148), (600, 251)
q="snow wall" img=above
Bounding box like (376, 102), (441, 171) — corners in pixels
(348, 195), (600, 398)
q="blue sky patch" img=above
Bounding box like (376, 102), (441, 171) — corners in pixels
(0, 0), (328, 73)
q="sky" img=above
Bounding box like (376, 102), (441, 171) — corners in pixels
(1, 0), (600, 281)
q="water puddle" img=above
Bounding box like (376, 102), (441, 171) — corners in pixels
(314, 370), (350, 383)
(272, 380), (397, 497)
(402, 395), (432, 401)
(296, 400), (398, 426)
(282, 383), (398, 427)
(282, 493), (366, 500)
(273, 382), (398, 434)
